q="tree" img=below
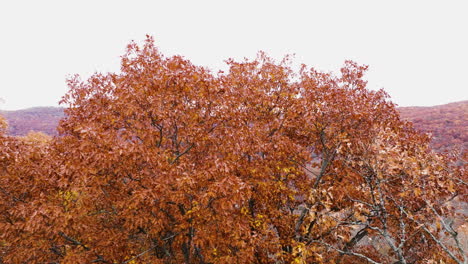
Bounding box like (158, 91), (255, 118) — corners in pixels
(0, 37), (465, 263)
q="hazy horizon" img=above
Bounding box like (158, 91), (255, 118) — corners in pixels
(3, 99), (468, 112)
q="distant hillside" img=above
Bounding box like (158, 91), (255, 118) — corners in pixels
(0, 107), (64, 136)
(398, 100), (467, 155)
(1, 101), (466, 156)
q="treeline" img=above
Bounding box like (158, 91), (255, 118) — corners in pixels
(4, 102), (467, 157)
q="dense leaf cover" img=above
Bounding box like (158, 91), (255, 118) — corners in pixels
(1, 38), (466, 264)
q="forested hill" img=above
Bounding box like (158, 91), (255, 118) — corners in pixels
(398, 100), (467, 155)
(1, 101), (467, 155)
(0, 106), (64, 136)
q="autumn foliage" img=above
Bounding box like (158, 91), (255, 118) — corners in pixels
(1, 37), (466, 264)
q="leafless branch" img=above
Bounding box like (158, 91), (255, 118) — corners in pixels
(310, 240), (381, 264)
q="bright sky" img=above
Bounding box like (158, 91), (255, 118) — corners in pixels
(1, 0), (467, 110)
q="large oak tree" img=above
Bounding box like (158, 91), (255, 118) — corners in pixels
(1, 37), (466, 264)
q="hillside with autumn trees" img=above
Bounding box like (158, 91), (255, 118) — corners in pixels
(3, 102), (466, 157)
(399, 101), (467, 156)
(0, 107), (64, 136)
(1, 38), (467, 264)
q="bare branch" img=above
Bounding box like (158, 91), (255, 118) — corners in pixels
(310, 240), (381, 264)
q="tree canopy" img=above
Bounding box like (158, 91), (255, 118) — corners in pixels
(1, 37), (466, 264)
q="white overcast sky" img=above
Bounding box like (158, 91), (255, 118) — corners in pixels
(0, 0), (467, 110)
